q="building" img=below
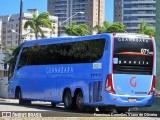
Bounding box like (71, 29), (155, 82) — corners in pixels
(0, 9), (58, 51)
(0, 19), (2, 51)
(47, 0), (105, 34)
(0, 52), (8, 98)
(114, 0), (156, 33)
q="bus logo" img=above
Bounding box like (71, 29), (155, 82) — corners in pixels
(130, 76), (137, 87)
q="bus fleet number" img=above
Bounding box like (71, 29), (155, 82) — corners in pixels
(141, 48), (149, 54)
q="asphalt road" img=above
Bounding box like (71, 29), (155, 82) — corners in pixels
(0, 99), (93, 117)
(0, 98), (159, 120)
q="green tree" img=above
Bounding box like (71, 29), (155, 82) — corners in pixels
(107, 22), (126, 33)
(93, 21), (110, 34)
(144, 28), (155, 37)
(1, 45), (16, 66)
(93, 21), (126, 33)
(63, 21), (90, 36)
(138, 22), (150, 34)
(6, 45), (16, 57)
(138, 22), (155, 36)
(24, 12), (54, 39)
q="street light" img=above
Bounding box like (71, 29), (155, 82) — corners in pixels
(11, 29), (32, 42)
(58, 12), (84, 36)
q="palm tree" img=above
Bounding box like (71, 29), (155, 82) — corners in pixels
(144, 28), (155, 37)
(92, 21), (110, 34)
(24, 12), (54, 39)
(63, 21), (90, 36)
(107, 22), (126, 33)
(138, 22), (150, 34)
(138, 22), (155, 36)
(93, 21), (126, 33)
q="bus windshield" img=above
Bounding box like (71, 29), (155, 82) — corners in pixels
(113, 37), (153, 75)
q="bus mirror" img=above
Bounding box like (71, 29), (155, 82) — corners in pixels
(17, 64), (23, 69)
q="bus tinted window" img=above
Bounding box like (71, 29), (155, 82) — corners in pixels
(19, 39), (105, 66)
(18, 47), (31, 68)
(8, 44), (24, 79)
(113, 37), (153, 75)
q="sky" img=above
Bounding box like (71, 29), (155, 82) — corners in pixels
(0, 0), (114, 23)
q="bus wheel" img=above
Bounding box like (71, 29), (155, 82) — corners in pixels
(51, 102), (56, 108)
(76, 91), (86, 112)
(86, 106), (96, 112)
(98, 106), (113, 113)
(18, 89), (24, 104)
(18, 89), (31, 104)
(64, 90), (73, 110)
(116, 107), (129, 113)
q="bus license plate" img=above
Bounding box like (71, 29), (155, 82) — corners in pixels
(128, 98), (136, 102)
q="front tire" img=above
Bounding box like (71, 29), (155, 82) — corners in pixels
(76, 91), (86, 112)
(64, 90), (73, 110)
(18, 89), (25, 104)
(18, 89), (31, 105)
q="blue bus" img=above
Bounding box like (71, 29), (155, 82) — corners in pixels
(8, 33), (156, 112)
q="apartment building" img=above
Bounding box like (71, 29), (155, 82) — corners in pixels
(47, 0), (105, 34)
(114, 0), (156, 33)
(0, 9), (58, 50)
(0, 52), (8, 98)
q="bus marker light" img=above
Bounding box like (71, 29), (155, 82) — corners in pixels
(113, 33), (116, 36)
(33, 43), (39, 46)
(149, 36), (153, 39)
(148, 75), (156, 95)
(105, 74), (116, 94)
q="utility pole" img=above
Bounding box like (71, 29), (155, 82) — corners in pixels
(18, 0), (23, 45)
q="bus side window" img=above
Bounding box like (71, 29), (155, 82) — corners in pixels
(8, 43), (24, 80)
(8, 57), (17, 80)
(18, 47), (30, 69)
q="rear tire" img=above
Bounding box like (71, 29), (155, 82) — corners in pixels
(116, 107), (129, 113)
(98, 106), (113, 113)
(76, 91), (86, 112)
(51, 102), (56, 108)
(64, 90), (73, 110)
(86, 106), (96, 112)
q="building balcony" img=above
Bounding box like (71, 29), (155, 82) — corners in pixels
(123, 20), (156, 23)
(123, 7), (156, 10)
(124, 1), (156, 4)
(127, 26), (155, 30)
(127, 26), (139, 29)
(123, 14), (156, 17)
(54, 8), (67, 10)
(72, 19), (85, 22)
